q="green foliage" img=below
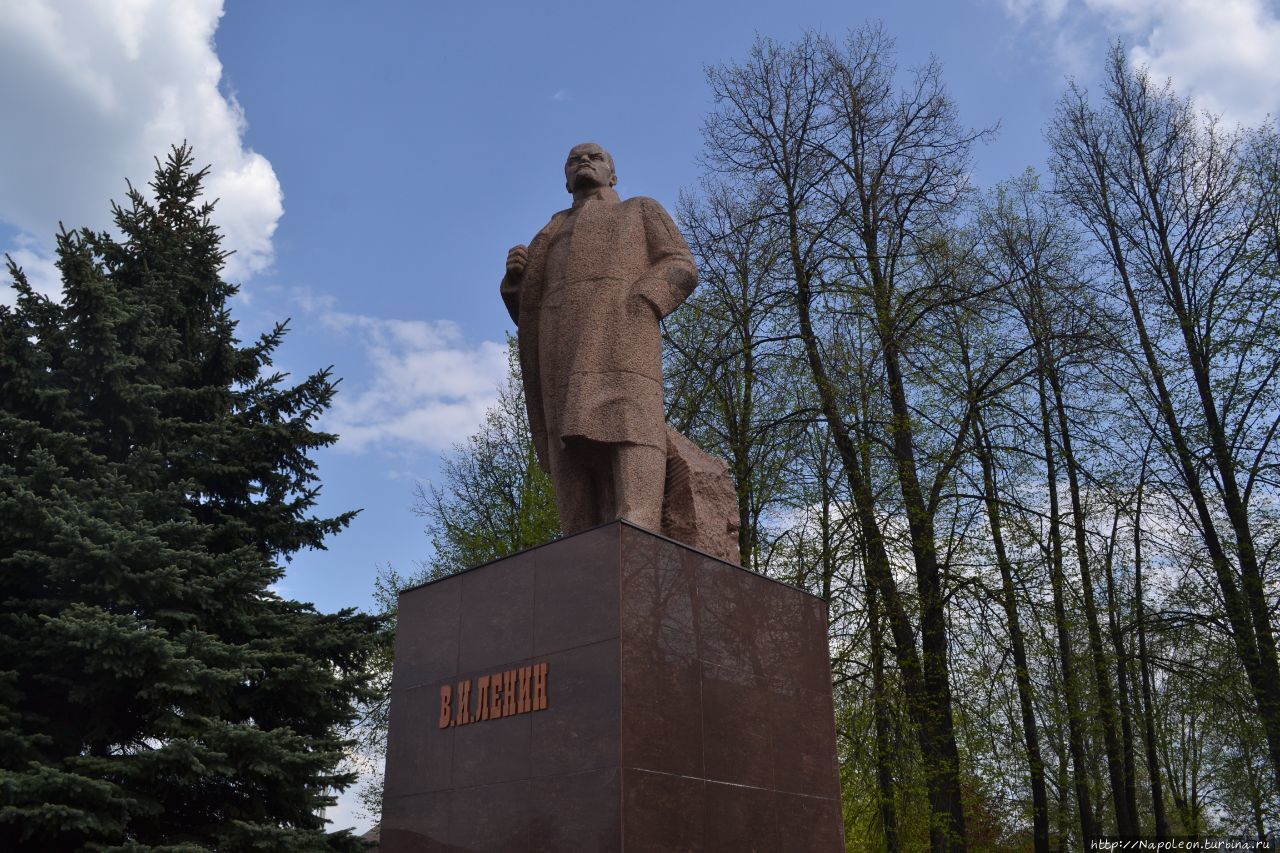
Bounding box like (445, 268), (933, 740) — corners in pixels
(685, 29), (1280, 851)
(0, 146), (380, 850)
(413, 335), (560, 579)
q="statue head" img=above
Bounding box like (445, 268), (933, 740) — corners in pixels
(564, 142), (617, 194)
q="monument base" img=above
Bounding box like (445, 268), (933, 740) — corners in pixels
(380, 521), (844, 852)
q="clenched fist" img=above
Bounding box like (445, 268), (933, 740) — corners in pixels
(506, 245), (529, 280)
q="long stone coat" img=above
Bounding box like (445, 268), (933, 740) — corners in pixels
(501, 190), (697, 473)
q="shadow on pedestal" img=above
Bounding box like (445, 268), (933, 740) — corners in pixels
(380, 521), (844, 852)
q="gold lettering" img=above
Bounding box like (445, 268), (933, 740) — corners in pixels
(445, 662), (549, 728)
(456, 679), (472, 725)
(476, 675), (490, 721)
(503, 669), (517, 716)
(489, 671), (504, 719)
(438, 684), (452, 729)
(533, 662), (549, 711)
(518, 666), (532, 713)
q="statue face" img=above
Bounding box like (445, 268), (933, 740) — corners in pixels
(564, 143), (615, 193)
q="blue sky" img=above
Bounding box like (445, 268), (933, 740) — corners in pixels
(3, 0), (1278, 832)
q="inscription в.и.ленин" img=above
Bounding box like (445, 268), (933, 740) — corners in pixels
(438, 662), (548, 728)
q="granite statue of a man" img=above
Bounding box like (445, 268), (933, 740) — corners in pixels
(501, 142), (740, 561)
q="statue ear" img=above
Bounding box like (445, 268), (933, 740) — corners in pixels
(610, 173), (618, 187)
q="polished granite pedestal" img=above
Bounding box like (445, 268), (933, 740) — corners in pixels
(379, 521), (844, 852)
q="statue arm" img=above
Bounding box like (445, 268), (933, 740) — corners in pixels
(632, 198), (698, 320)
(500, 218), (556, 325)
(500, 269), (522, 325)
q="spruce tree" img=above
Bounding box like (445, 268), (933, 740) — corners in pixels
(0, 146), (379, 851)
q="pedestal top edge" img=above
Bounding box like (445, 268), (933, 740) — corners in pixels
(395, 519), (621, 597)
(396, 519), (827, 603)
(619, 521), (829, 603)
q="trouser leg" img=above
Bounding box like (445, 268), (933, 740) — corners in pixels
(611, 442), (667, 532)
(551, 438), (667, 534)
(549, 438), (609, 534)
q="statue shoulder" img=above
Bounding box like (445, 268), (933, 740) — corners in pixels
(622, 195), (675, 219)
(531, 208), (573, 242)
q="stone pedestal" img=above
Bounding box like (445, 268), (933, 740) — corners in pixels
(380, 521), (844, 852)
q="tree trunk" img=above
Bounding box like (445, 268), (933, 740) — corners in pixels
(1036, 365), (1096, 844)
(790, 238), (966, 852)
(1133, 475), (1170, 838)
(1123, 106), (1280, 790)
(879, 333), (969, 852)
(1106, 194), (1280, 792)
(868, 574), (901, 853)
(974, 415), (1051, 853)
(1055, 77), (1280, 791)
(1045, 360), (1135, 835)
(1102, 507), (1140, 830)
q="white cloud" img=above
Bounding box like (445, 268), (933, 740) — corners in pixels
(0, 0), (282, 286)
(1000, 0), (1280, 126)
(1119, 0), (1280, 126)
(3, 234), (63, 302)
(1001, 0), (1070, 23)
(295, 294), (509, 454)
